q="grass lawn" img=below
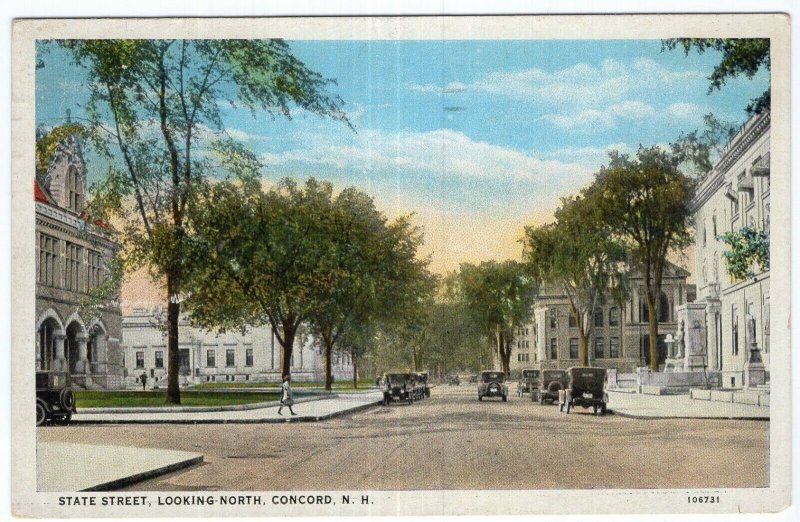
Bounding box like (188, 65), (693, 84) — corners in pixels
(191, 380), (377, 390)
(74, 390), (280, 408)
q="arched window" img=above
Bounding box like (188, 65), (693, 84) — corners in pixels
(593, 308), (603, 327)
(608, 307), (619, 327)
(658, 291), (670, 323)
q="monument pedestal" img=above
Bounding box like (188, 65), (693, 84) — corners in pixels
(663, 358), (684, 373)
(744, 347), (766, 388)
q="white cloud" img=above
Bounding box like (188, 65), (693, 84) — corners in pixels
(406, 58), (706, 109)
(666, 102), (704, 120)
(260, 128), (594, 187)
(538, 100), (657, 131)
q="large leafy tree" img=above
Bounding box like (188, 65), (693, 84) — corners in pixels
(50, 39), (348, 403)
(523, 192), (627, 366)
(185, 178), (433, 385)
(458, 261), (537, 375)
(589, 147), (695, 370)
(662, 38), (770, 114)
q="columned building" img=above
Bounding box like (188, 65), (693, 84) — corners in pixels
(35, 133), (123, 389)
(518, 263), (693, 373)
(690, 110), (770, 389)
(121, 308), (355, 387)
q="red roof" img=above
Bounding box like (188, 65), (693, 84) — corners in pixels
(33, 177), (51, 203)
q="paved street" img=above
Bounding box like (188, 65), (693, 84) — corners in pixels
(37, 385), (769, 491)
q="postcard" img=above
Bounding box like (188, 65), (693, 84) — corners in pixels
(10, 13), (791, 517)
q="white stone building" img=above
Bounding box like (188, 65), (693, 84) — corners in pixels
(120, 308), (355, 387)
(690, 110), (770, 389)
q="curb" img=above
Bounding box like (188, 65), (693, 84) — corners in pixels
(71, 399), (383, 425)
(77, 394), (332, 414)
(609, 409), (769, 421)
(80, 454), (204, 491)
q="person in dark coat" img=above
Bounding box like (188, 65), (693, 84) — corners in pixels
(278, 375), (297, 416)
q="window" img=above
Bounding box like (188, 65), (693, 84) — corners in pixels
(569, 338), (579, 359)
(609, 337), (620, 358)
(246, 348), (253, 367)
(87, 250), (103, 291)
(732, 312), (739, 356)
(658, 292), (670, 323)
(66, 166), (83, 212)
(206, 350), (216, 367)
(549, 338), (558, 360)
(593, 309), (603, 327)
(154, 351), (164, 368)
(594, 337), (605, 359)
(549, 310), (558, 329)
(517, 353), (529, 363)
(639, 293), (649, 323)
(731, 197), (739, 218)
(712, 214), (718, 237)
(38, 234), (58, 286)
(65, 242), (82, 292)
(609, 307), (619, 327)
(135, 351), (144, 369)
(226, 349), (235, 367)
(568, 313), (577, 328)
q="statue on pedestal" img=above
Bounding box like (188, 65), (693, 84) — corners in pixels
(674, 319), (685, 358)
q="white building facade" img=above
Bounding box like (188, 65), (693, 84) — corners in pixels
(691, 110), (770, 389)
(121, 308), (355, 387)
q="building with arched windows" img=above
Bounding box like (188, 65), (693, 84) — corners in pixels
(35, 132), (123, 389)
(515, 262), (694, 373)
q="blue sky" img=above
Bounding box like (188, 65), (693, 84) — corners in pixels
(36, 40), (769, 272)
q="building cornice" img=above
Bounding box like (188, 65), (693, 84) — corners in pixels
(714, 111), (770, 175)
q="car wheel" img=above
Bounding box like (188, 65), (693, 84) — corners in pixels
(502, 395), (507, 402)
(36, 401), (46, 427)
(600, 403), (607, 416)
(59, 388), (75, 412)
(478, 394), (482, 401)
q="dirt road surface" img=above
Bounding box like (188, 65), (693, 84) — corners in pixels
(37, 385), (769, 490)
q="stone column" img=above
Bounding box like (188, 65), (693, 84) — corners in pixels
(705, 302), (720, 371)
(76, 333), (90, 374)
(53, 334), (67, 371)
(744, 314), (766, 388)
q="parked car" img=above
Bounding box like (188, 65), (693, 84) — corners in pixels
(416, 372), (431, 398)
(448, 375), (461, 386)
(382, 373), (415, 405)
(477, 370), (508, 402)
(36, 371), (76, 426)
(559, 367), (608, 415)
(537, 369), (568, 404)
(516, 369), (541, 399)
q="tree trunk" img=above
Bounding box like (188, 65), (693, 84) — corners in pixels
(280, 323), (296, 381)
(578, 327), (589, 367)
(646, 291), (658, 371)
(352, 356), (358, 389)
(165, 274), (181, 405)
(323, 338), (333, 391)
(501, 336), (512, 376)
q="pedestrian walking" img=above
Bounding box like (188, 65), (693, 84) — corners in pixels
(278, 374), (297, 416)
(140, 372), (147, 391)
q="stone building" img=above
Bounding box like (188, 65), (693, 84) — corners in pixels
(513, 263), (693, 373)
(35, 133), (123, 389)
(120, 308), (355, 387)
(689, 110), (770, 389)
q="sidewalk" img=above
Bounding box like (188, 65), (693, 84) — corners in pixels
(71, 390), (383, 424)
(607, 389), (769, 420)
(37, 442), (202, 491)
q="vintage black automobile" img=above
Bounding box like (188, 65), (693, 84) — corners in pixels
(477, 370), (508, 402)
(447, 375), (461, 386)
(36, 371), (77, 426)
(516, 369), (541, 399)
(416, 372), (431, 398)
(537, 369), (568, 404)
(382, 373), (415, 405)
(559, 367), (608, 415)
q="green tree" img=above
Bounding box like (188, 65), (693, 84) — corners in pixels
(523, 192), (627, 366)
(458, 261), (537, 375)
(589, 147), (694, 370)
(662, 38), (770, 114)
(670, 113), (740, 177)
(52, 39), (348, 403)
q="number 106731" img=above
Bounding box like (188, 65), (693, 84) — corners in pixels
(688, 496), (720, 504)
